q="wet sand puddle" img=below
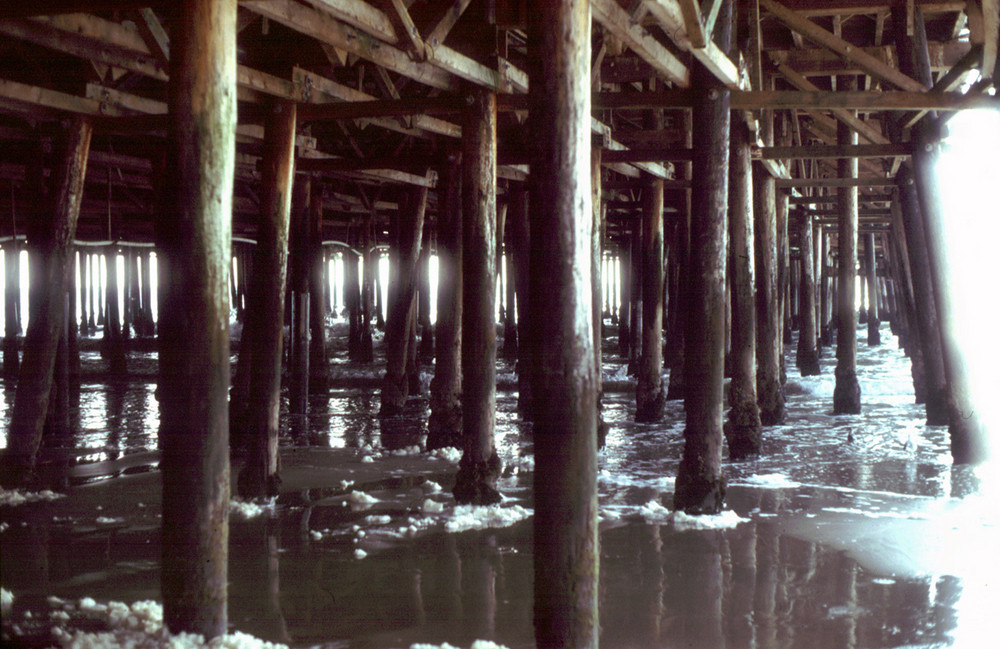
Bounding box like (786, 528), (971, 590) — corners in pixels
(2, 321), (998, 648)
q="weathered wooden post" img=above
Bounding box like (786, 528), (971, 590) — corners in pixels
(417, 229), (434, 361)
(819, 230), (833, 345)
(158, 0), (235, 635)
(309, 182), (329, 390)
(778, 190), (792, 347)
(592, 148), (607, 444)
(864, 233), (880, 345)
(528, 0), (598, 644)
(78, 249), (90, 338)
(726, 119), (762, 458)
(896, 175), (946, 417)
(289, 176), (311, 417)
(666, 111), (692, 400)
(344, 237), (362, 360)
(508, 188), (532, 414)
(4, 240), (21, 377)
(231, 99), (296, 497)
(636, 172), (666, 422)
(502, 221), (518, 360)
(833, 121), (861, 415)
(359, 221), (376, 362)
(453, 86), (501, 505)
(103, 246), (126, 374)
(381, 185), (426, 415)
(675, 0), (731, 514)
(1, 115), (92, 486)
(754, 160), (785, 424)
(797, 213), (821, 375)
(428, 154), (463, 449)
(67, 250), (79, 379)
(617, 237), (632, 357)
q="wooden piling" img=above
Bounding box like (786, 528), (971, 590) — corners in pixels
(592, 148), (607, 445)
(289, 176), (311, 417)
(864, 233), (881, 345)
(820, 230), (834, 346)
(231, 100), (296, 497)
(417, 229), (434, 361)
(796, 213), (821, 375)
(833, 121), (861, 415)
(2, 115), (92, 486)
(617, 238), (632, 357)
(381, 185), (427, 415)
(508, 188), (532, 415)
(911, 131), (987, 462)
(158, 0), (236, 635)
(4, 239), (21, 377)
(453, 86), (501, 505)
(726, 120), (763, 458)
(675, 0), (731, 514)
(528, 1), (599, 644)
(636, 172), (666, 422)
(103, 246), (126, 374)
(429, 154), (463, 449)
(309, 182), (330, 390)
(754, 165), (785, 425)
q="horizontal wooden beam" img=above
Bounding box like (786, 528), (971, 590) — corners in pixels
(776, 176), (896, 188)
(589, 89), (1000, 111)
(641, 0), (741, 88)
(769, 1), (964, 18)
(757, 143), (911, 159)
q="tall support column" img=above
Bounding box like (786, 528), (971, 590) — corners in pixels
(428, 155), (463, 449)
(230, 100), (296, 498)
(864, 233), (881, 345)
(381, 185), (427, 415)
(675, 0), (731, 514)
(509, 188), (532, 415)
(592, 147), (607, 444)
(911, 137), (985, 462)
(358, 221), (376, 362)
(502, 221), (518, 360)
(897, 172), (946, 419)
(78, 249), (90, 338)
(833, 121), (861, 414)
(67, 250), (79, 378)
(289, 176), (311, 417)
(454, 86), (501, 505)
(778, 190), (792, 347)
(103, 246), (126, 374)
(418, 229), (434, 361)
(636, 173), (665, 422)
(4, 239), (21, 377)
(529, 1), (598, 644)
(617, 238), (631, 356)
(819, 230), (834, 345)
(159, 0), (235, 635)
(666, 110), (693, 400)
(309, 182), (329, 390)
(344, 238), (362, 360)
(753, 167), (785, 425)
(2, 115), (92, 485)
(797, 213), (821, 375)
(726, 120), (762, 458)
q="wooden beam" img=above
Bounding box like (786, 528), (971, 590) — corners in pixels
(133, 7), (170, 65)
(777, 176), (896, 187)
(384, 0), (426, 60)
(423, 0), (474, 53)
(983, 0), (999, 78)
(764, 1), (964, 18)
(902, 43), (983, 128)
(243, 0), (457, 91)
(642, 0), (741, 88)
(776, 63), (889, 143)
(760, 0), (928, 91)
(731, 89), (999, 110)
(300, 0), (398, 43)
(753, 142), (913, 160)
(592, 0), (691, 88)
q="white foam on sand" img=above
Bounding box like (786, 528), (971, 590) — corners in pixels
(735, 473), (801, 489)
(0, 487), (64, 507)
(431, 447), (463, 463)
(347, 490), (379, 510)
(229, 498), (277, 520)
(638, 500), (749, 530)
(443, 504), (532, 533)
(411, 641), (510, 649)
(38, 598), (289, 649)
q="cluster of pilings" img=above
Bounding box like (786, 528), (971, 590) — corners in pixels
(0, 0), (990, 645)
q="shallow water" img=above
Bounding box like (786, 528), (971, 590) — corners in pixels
(2, 321), (998, 648)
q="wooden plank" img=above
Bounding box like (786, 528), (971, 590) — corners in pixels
(133, 7), (170, 64)
(243, 0), (457, 91)
(678, 0), (707, 48)
(753, 142), (913, 160)
(642, 0), (740, 88)
(300, 0), (398, 43)
(731, 89), (999, 110)
(592, 0), (690, 88)
(424, 0), (475, 52)
(385, 0), (426, 59)
(0, 19), (168, 81)
(767, 1), (964, 17)
(777, 176), (896, 187)
(759, 0), (928, 92)
(776, 63), (888, 143)
(292, 67), (460, 138)
(0, 77), (111, 115)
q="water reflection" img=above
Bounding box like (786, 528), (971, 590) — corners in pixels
(2, 322), (998, 648)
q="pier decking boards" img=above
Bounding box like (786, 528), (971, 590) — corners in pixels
(0, 0), (996, 644)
